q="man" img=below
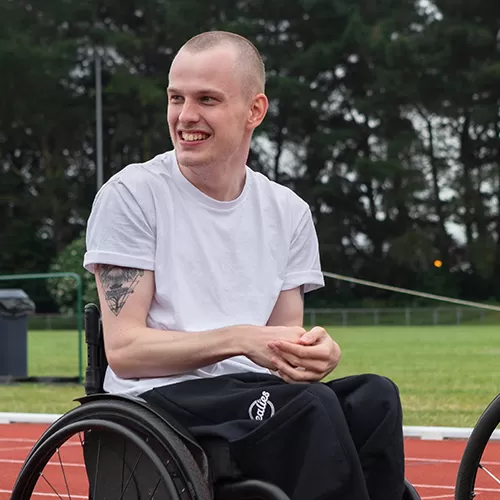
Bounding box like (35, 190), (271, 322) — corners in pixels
(84, 31), (405, 500)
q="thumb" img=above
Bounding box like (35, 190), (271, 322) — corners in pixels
(299, 327), (324, 345)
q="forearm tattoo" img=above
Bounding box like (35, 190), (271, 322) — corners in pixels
(97, 265), (144, 316)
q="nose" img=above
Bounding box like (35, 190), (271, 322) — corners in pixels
(178, 100), (200, 125)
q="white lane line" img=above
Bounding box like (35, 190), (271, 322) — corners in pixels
(0, 442), (80, 453)
(421, 495), (454, 499)
(407, 457), (500, 466)
(414, 484), (500, 493)
(0, 458), (84, 468)
(0, 438), (37, 443)
(0, 490), (86, 499)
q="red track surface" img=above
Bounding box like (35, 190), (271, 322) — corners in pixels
(1, 423), (499, 499)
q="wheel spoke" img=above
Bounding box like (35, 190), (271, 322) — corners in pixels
(479, 463), (500, 486)
(118, 444), (146, 500)
(149, 477), (162, 499)
(121, 437), (126, 493)
(39, 471), (65, 500)
(56, 447), (72, 500)
(92, 433), (101, 500)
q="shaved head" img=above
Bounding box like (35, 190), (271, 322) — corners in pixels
(176, 31), (266, 99)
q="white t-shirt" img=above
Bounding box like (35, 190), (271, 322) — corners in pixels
(84, 150), (324, 396)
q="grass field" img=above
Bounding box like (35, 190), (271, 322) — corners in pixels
(0, 325), (498, 427)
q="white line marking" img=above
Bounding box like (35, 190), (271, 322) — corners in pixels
(421, 495), (454, 499)
(0, 458), (84, 468)
(407, 457), (500, 466)
(413, 484), (453, 491)
(0, 438), (37, 443)
(414, 484), (500, 493)
(0, 445), (40, 452)
(0, 490), (87, 499)
(0, 442), (80, 453)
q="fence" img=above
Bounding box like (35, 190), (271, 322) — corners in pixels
(30, 306), (500, 331)
(304, 306), (500, 327)
(28, 314), (79, 331)
(18, 307), (497, 383)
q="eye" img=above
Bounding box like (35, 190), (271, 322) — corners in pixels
(169, 95), (183, 103)
(200, 96), (216, 104)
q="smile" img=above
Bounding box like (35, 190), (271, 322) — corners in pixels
(179, 131), (211, 142)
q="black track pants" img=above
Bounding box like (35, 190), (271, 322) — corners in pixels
(140, 372), (405, 500)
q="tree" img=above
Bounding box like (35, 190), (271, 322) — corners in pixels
(49, 231), (97, 313)
(2, 0), (499, 309)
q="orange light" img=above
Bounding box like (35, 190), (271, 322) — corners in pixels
(434, 260), (443, 268)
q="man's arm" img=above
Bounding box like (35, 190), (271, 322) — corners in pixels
(95, 264), (306, 379)
(266, 286), (304, 327)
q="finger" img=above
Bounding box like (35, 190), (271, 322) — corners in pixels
(271, 356), (322, 383)
(298, 333), (318, 346)
(271, 340), (320, 358)
(273, 348), (326, 373)
(299, 326), (326, 345)
(268, 341), (304, 365)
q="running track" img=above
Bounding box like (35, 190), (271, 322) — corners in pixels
(1, 423), (499, 499)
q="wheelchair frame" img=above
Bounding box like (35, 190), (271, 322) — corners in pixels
(11, 303), (424, 499)
(83, 302), (293, 499)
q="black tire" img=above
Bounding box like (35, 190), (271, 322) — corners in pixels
(402, 478), (421, 500)
(11, 419), (178, 499)
(216, 479), (290, 500)
(455, 393), (500, 500)
(16, 399), (211, 500)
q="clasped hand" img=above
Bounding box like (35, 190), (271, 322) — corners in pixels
(268, 327), (341, 383)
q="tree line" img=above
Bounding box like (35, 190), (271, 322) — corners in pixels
(1, 0), (499, 312)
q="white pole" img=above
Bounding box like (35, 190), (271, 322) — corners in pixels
(95, 51), (103, 191)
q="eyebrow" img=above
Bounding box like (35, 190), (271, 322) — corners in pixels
(167, 87), (225, 98)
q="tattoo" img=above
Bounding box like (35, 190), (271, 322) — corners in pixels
(97, 265), (144, 316)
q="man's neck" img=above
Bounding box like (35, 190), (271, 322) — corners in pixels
(178, 162), (247, 202)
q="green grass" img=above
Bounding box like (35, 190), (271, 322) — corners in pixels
(0, 330), (86, 414)
(322, 325), (499, 427)
(28, 330), (84, 378)
(0, 326), (498, 427)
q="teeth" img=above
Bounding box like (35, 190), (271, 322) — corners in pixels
(183, 133), (208, 142)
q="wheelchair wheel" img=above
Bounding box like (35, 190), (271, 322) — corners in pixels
(12, 419), (181, 499)
(12, 399), (211, 500)
(455, 393), (500, 500)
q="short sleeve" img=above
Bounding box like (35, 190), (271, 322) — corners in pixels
(282, 206), (325, 293)
(83, 180), (156, 274)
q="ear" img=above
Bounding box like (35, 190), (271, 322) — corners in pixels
(247, 93), (268, 130)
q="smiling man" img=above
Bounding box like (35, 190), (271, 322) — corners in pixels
(84, 31), (405, 500)
(166, 35), (267, 200)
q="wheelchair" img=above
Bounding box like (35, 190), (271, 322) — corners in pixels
(454, 392), (500, 500)
(12, 303), (422, 499)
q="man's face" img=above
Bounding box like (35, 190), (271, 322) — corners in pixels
(167, 46), (252, 170)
